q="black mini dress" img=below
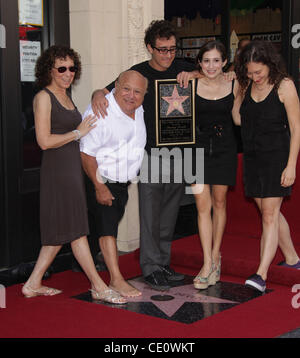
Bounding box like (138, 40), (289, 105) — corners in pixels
(240, 83), (291, 198)
(193, 79), (237, 186)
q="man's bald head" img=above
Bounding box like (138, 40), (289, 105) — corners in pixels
(116, 70), (148, 93)
(114, 70), (148, 119)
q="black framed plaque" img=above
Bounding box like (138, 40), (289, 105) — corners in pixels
(155, 79), (195, 146)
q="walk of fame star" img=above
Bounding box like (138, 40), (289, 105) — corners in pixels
(74, 275), (268, 324)
(126, 278), (237, 317)
(162, 85), (189, 116)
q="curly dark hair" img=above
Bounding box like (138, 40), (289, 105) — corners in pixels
(144, 20), (178, 48)
(35, 45), (82, 89)
(196, 40), (227, 72)
(235, 40), (289, 93)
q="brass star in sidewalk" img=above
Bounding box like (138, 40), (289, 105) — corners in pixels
(74, 275), (268, 324)
(162, 85), (189, 116)
(127, 278), (237, 317)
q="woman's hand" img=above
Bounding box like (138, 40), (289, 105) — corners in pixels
(77, 114), (97, 137)
(91, 89), (109, 118)
(281, 166), (296, 187)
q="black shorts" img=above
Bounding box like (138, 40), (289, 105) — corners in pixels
(85, 176), (129, 238)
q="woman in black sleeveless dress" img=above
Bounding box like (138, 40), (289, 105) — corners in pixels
(22, 46), (126, 304)
(233, 40), (300, 292)
(192, 41), (238, 290)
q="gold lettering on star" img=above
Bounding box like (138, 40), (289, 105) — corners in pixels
(162, 86), (189, 116)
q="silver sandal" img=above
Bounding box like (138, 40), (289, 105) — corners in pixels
(89, 288), (127, 305)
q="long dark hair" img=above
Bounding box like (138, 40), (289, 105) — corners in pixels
(35, 45), (82, 89)
(196, 40), (227, 72)
(235, 40), (289, 92)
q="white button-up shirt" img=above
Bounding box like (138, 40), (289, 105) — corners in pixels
(80, 90), (147, 183)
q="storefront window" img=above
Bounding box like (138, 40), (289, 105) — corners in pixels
(166, 1), (222, 62)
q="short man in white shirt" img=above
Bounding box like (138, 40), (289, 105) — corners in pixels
(80, 70), (148, 299)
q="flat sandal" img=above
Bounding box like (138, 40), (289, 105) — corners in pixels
(89, 288), (127, 305)
(22, 284), (62, 298)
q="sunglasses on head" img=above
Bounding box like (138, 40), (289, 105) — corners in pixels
(54, 66), (77, 73)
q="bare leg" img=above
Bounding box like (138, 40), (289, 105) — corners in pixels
(254, 198), (265, 260)
(278, 213), (299, 264)
(22, 236), (126, 303)
(99, 236), (141, 297)
(254, 199), (299, 265)
(255, 197), (282, 280)
(71, 236), (109, 293)
(211, 185), (228, 265)
(22, 245), (62, 296)
(192, 184), (213, 277)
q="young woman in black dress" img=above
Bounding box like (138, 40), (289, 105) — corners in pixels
(192, 41), (239, 289)
(232, 40), (300, 292)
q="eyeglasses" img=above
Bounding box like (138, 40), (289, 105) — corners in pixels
(54, 66), (77, 73)
(153, 46), (177, 55)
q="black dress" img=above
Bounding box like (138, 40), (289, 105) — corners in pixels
(39, 88), (89, 245)
(194, 79), (237, 185)
(240, 83), (291, 198)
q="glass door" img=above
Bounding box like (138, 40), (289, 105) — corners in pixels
(0, 0), (69, 268)
(18, 0), (50, 262)
(0, 5), (5, 266)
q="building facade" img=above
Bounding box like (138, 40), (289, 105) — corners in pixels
(0, 0), (299, 269)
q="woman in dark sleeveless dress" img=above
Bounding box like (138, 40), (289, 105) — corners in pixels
(233, 40), (300, 292)
(192, 41), (239, 290)
(22, 46), (126, 304)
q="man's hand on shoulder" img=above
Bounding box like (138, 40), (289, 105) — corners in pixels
(177, 71), (190, 88)
(223, 71), (236, 82)
(91, 88), (109, 118)
(177, 70), (201, 88)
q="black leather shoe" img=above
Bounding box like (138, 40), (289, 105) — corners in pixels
(160, 265), (184, 282)
(144, 270), (171, 291)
